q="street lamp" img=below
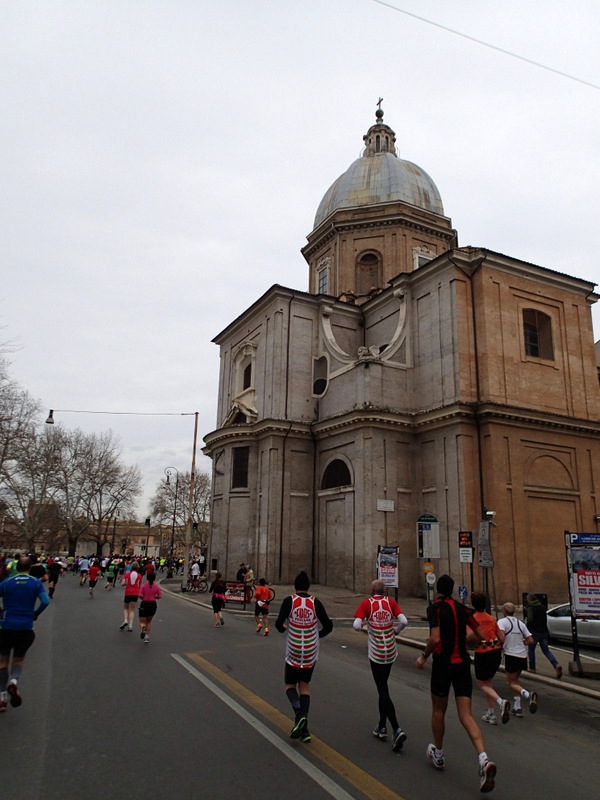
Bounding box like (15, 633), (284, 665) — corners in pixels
(165, 467), (179, 579)
(144, 517), (151, 558)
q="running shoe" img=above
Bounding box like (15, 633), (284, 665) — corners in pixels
(555, 665), (563, 679)
(479, 760), (496, 793)
(256, 624), (262, 633)
(128, 625), (133, 631)
(7, 681), (22, 708)
(481, 710), (497, 725)
(392, 728), (407, 752)
(301, 728), (311, 743)
(263, 628), (269, 636)
(426, 743), (445, 769)
(290, 715), (307, 739)
(512, 707), (523, 718)
(372, 725), (388, 740)
(0, 697), (7, 713)
(500, 700), (510, 724)
(144, 636), (150, 643)
(140, 626), (146, 640)
(220, 617), (225, 625)
(529, 691), (538, 713)
(119, 621), (128, 630)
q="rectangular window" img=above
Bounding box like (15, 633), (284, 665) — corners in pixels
(232, 446), (249, 488)
(318, 268), (328, 294)
(523, 309), (554, 360)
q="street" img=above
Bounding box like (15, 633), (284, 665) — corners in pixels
(2, 574), (600, 799)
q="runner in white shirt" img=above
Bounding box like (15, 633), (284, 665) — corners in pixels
(497, 602), (537, 718)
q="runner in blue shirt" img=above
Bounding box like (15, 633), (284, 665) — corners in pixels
(0, 556), (49, 711)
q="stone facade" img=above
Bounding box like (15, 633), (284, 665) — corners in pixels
(203, 111), (600, 603)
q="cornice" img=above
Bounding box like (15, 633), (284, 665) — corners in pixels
(302, 213), (456, 261)
(203, 402), (600, 454)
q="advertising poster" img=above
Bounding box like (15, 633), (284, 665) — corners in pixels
(569, 546), (600, 616)
(377, 545), (399, 588)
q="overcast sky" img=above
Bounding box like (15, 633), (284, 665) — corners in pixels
(2, 0), (599, 517)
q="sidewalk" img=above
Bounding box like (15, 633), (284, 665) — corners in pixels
(161, 578), (600, 700)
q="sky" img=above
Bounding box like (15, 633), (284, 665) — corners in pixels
(2, 0), (599, 518)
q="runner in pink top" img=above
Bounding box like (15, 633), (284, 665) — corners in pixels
(138, 572), (162, 643)
(354, 579), (408, 751)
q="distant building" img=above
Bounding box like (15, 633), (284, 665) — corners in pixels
(203, 107), (600, 602)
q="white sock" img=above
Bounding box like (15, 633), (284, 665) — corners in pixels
(479, 751), (489, 767)
(520, 688), (530, 700)
(496, 698), (505, 709)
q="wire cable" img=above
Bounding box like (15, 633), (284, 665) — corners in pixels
(371, 0), (600, 91)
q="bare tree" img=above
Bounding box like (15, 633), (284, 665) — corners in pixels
(0, 425), (63, 552)
(82, 431), (142, 556)
(0, 371), (40, 484)
(148, 469), (211, 554)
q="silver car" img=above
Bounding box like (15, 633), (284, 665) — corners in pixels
(546, 604), (600, 647)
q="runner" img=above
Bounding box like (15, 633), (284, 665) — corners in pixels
(497, 602), (538, 718)
(254, 578), (271, 636)
(275, 571), (333, 743)
(79, 555), (90, 586)
(416, 574), (497, 793)
(0, 557), (50, 711)
(470, 592), (510, 725)
(88, 560), (100, 598)
(353, 579), (408, 751)
(138, 571), (162, 644)
(120, 562), (142, 631)
(47, 558), (62, 599)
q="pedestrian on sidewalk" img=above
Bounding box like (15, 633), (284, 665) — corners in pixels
(353, 579), (408, 752)
(275, 571), (333, 744)
(416, 574), (497, 793)
(0, 557), (50, 711)
(470, 592), (510, 726)
(254, 578), (271, 636)
(138, 571), (162, 643)
(210, 571), (227, 627)
(497, 602), (538, 718)
(525, 593), (562, 679)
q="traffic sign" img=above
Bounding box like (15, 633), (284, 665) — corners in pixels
(424, 561), (434, 574)
(426, 572), (436, 585)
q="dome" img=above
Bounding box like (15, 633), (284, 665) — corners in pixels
(314, 110), (444, 228)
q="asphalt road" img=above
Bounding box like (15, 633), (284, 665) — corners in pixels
(3, 574), (600, 799)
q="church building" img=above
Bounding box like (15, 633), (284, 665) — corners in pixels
(203, 106), (600, 603)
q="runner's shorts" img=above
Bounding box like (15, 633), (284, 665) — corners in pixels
(430, 658), (472, 698)
(0, 629), (35, 658)
(124, 594), (139, 604)
(504, 654), (528, 674)
(474, 649), (502, 681)
(139, 601), (157, 618)
(284, 663), (315, 685)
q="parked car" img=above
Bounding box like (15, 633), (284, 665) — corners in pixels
(546, 604), (600, 647)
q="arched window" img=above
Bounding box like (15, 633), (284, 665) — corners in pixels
(356, 251), (382, 296)
(242, 363), (252, 390)
(321, 459), (352, 489)
(523, 309), (554, 360)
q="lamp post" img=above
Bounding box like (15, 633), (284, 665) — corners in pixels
(144, 517), (151, 558)
(165, 467), (179, 579)
(181, 412), (199, 592)
(110, 511), (119, 553)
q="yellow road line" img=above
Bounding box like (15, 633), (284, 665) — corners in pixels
(185, 652), (406, 800)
